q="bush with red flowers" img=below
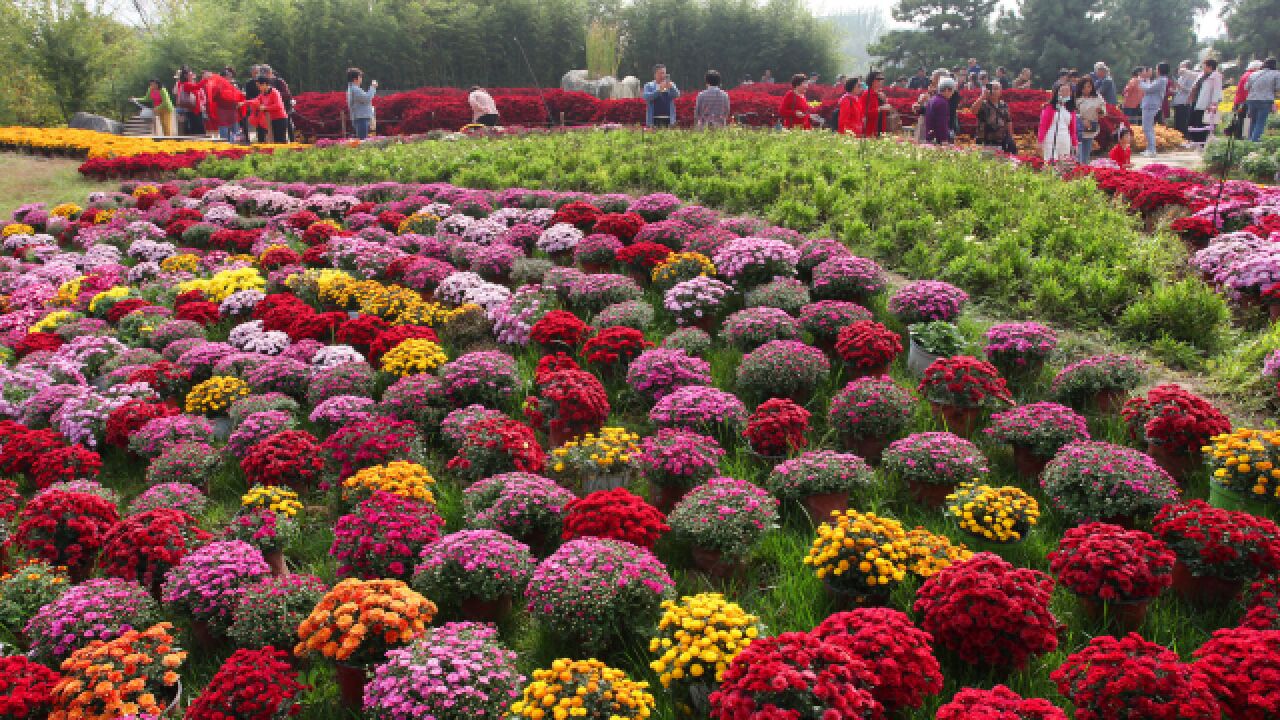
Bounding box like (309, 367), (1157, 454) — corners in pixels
(1243, 575), (1280, 630)
(835, 320), (903, 372)
(1052, 633), (1221, 720)
(11, 490), (120, 574)
(709, 631), (883, 720)
(186, 646), (307, 720)
(331, 491), (445, 579)
(582, 325), (652, 369)
(0, 478), (20, 520)
(106, 298), (154, 324)
(1153, 500), (1280, 583)
(549, 201), (603, 231)
(320, 419), (422, 480)
(13, 332), (63, 357)
(0, 655), (61, 719)
(285, 310), (346, 342)
(172, 290), (207, 308)
(561, 488), (669, 549)
(615, 242), (672, 273)
(812, 608), (943, 713)
(533, 352), (582, 385)
(593, 212), (646, 241)
(30, 444), (102, 490)
(1122, 384), (1231, 456)
(125, 361), (192, 399)
(446, 416), (546, 482)
(97, 509), (211, 588)
(743, 398), (811, 456)
(1170, 215), (1218, 246)
(175, 301), (222, 326)
(367, 324), (440, 362)
(259, 246), (302, 270)
(913, 553), (1059, 669)
(525, 368), (610, 439)
(241, 430), (326, 489)
(936, 685), (1067, 720)
(0, 426), (65, 478)
(918, 355), (1014, 408)
(1192, 626), (1280, 720)
(1049, 523), (1175, 602)
(334, 314), (390, 354)
(530, 310), (593, 349)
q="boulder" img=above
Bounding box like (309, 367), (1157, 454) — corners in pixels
(68, 112), (123, 135)
(617, 76), (642, 99)
(590, 76), (617, 100)
(561, 70), (590, 93)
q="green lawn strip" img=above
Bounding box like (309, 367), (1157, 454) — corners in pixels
(0, 153), (112, 219)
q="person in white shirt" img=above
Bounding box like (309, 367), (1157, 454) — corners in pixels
(1171, 60), (1198, 134)
(468, 86), (499, 127)
(1187, 58), (1223, 143)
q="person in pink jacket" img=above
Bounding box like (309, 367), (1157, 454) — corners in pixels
(1038, 83), (1077, 162)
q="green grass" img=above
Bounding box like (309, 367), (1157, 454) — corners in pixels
(0, 153), (111, 219)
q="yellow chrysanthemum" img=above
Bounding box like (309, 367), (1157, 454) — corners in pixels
(2, 223), (35, 238)
(380, 338), (448, 376)
(1205, 428), (1280, 500)
(511, 659), (654, 720)
(185, 376), (251, 415)
(161, 254), (201, 274)
(241, 484), (303, 517)
(342, 461), (437, 506)
(946, 482), (1040, 543)
(649, 594), (761, 689)
(50, 203), (81, 218)
(804, 509), (911, 595)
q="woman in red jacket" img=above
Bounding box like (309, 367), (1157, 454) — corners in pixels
(859, 71), (886, 136)
(200, 69), (245, 141)
(246, 74), (289, 143)
(779, 73), (812, 129)
(836, 76), (864, 134)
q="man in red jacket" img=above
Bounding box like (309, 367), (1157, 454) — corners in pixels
(201, 70), (245, 141)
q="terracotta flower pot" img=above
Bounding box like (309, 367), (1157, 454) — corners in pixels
(189, 618), (225, 651)
(1076, 594), (1152, 633)
(801, 492), (849, 524)
(580, 261), (611, 274)
(929, 401), (983, 436)
(1269, 303), (1280, 323)
(547, 425), (577, 449)
(690, 546), (745, 580)
(840, 435), (890, 465)
(844, 361), (890, 380)
(649, 481), (689, 515)
(1146, 442), (1202, 483)
(264, 549), (288, 577)
(333, 661), (368, 711)
(457, 593), (513, 623)
(1010, 444), (1051, 481)
(907, 479), (957, 509)
(1093, 389), (1129, 414)
(1171, 560), (1244, 608)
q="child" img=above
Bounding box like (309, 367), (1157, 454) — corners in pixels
(1109, 125), (1132, 168)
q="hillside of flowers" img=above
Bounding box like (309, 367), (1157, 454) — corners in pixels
(1, 174), (1279, 719)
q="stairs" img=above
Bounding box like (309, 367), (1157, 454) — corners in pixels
(123, 112), (153, 137)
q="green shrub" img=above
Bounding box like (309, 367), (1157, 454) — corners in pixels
(1117, 279), (1228, 360)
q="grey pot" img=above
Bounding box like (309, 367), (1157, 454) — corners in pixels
(907, 336), (944, 377)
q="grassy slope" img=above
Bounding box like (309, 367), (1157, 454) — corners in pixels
(0, 154), (111, 219)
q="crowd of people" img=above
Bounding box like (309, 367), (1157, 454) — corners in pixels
(134, 64), (296, 143)
(667, 55), (1278, 166)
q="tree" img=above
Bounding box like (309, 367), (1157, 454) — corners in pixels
(1221, 0), (1280, 59)
(1106, 0), (1208, 73)
(824, 9), (890, 75)
(1005, 0), (1114, 82)
(23, 0), (138, 119)
(868, 0), (999, 73)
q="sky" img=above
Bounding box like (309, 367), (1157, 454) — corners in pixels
(807, 0), (1227, 38)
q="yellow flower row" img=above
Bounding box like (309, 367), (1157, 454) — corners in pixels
(1, 223), (34, 238)
(241, 484), (303, 517)
(1205, 428), (1280, 500)
(510, 658), (654, 720)
(804, 509), (911, 591)
(648, 593), (760, 688)
(178, 267), (265, 303)
(946, 482), (1040, 542)
(0, 126), (299, 159)
(30, 310), (78, 334)
(186, 376), (250, 414)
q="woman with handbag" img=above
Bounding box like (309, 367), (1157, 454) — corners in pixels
(1075, 76), (1105, 163)
(1187, 58), (1223, 144)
